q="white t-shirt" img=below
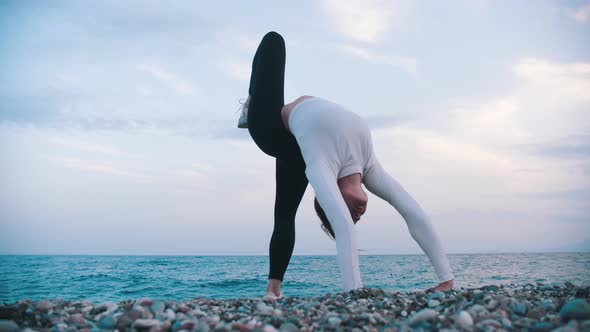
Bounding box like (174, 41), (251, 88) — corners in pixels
(289, 97), (454, 291)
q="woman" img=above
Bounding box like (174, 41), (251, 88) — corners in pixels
(238, 31), (454, 300)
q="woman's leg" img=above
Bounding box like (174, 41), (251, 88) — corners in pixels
(268, 158), (308, 288)
(245, 32), (309, 292)
(247, 31), (290, 158)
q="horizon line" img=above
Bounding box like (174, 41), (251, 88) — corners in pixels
(1, 250), (588, 257)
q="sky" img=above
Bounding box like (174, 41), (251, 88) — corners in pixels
(1, 0), (589, 256)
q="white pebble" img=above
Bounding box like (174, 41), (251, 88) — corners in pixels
(132, 319), (161, 328)
(190, 309), (207, 317)
(409, 309), (437, 325)
(263, 324), (278, 332)
(247, 318), (259, 328)
(455, 311), (473, 329)
(328, 316), (341, 328)
(256, 302), (274, 315)
(165, 309), (176, 320)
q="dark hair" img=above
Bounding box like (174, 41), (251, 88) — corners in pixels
(314, 197), (360, 240)
(314, 197), (335, 240)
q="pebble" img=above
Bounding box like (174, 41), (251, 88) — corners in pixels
(0, 283), (588, 331)
(139, 298), (154, 306)
(327, 316), (341, 328)
(133, 318), (161, 328)
(559, 298), (590, 321)
(263, 324), (278, 332)
(409, 308), (437, 326)
(502, 317), (513, 329)
(427, 299), (440, 307)
(180, 319), (197, 330)
(256, 302), (274, 315)
(165, 308), (176, 320)
(455, 311), (473, 329)
(36, 300), (55, 312)
(97, 315), (116, 329)
(67, 313), (86, 325)
(279, 322), (299, 332)
(511, 300), (527, 316)
(0, 320), (19, 332)
(428, 291), (446, 301)
(477, 318), (502, 328)
(150, 300), (165, 313)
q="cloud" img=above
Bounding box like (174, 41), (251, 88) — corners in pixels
(137, 63), (197, 96)
(514, 58), (590, 79)
(52, 138), (125, 156)
(320, 0), (396, 43)
(517, 187), (590, 202)
(49, 156), (155, 181)
(417, 58), (590, 150)
(519, 134), (590, 158)
(332, 44), (417, 74)
(219, 28), (261, 53)
(220, 58), (251, 82)
(372, 58), (590, 211)
(572, 3), (590, 23)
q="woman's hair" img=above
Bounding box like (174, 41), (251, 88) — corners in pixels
(314, 197), (335, 240)
(314, 197), (360, 240)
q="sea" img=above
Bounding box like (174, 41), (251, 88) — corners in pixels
(1, 253), (589, 304)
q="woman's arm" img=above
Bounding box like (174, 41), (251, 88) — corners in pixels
(305, 160), (363, 291)
(363, 160), (454, 283)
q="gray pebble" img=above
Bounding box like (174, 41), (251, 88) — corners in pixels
(279, 322), (299, 332)
(0, 320), (19, 332)
(511, 301), (527, 316)
(477, 318), (502, 328)
(327, 316), (341, 328)
(428, 299), (440, 307)
(428, 291), (446, 301)
(150, 300), (165, 313)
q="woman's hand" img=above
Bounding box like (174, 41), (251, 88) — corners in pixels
(426, 279), (454, 292)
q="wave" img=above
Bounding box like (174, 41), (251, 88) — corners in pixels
(199, 278), (264, 288)
(70, 273), (123, 282)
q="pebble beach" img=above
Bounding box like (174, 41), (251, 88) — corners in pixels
(1, 282), (589, 332)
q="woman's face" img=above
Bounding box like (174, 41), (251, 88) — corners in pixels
(340, 186), (368, 222)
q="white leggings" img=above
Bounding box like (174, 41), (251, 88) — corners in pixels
(363, 160), (454, 283)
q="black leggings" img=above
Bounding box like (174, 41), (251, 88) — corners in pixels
(246, 31), (309, 281)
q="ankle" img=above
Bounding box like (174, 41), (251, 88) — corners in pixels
(267, 279), (282, 295)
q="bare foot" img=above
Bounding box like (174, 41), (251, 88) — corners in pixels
(426, 279), (454, 292)
(266, 278), (282, 297)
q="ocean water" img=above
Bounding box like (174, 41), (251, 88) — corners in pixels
(1, 253), (589, 304)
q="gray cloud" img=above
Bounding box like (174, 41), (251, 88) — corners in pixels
(364, 112), (419, 130)
(513, 134), (590, 159)
(516, 187), (590, 204)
